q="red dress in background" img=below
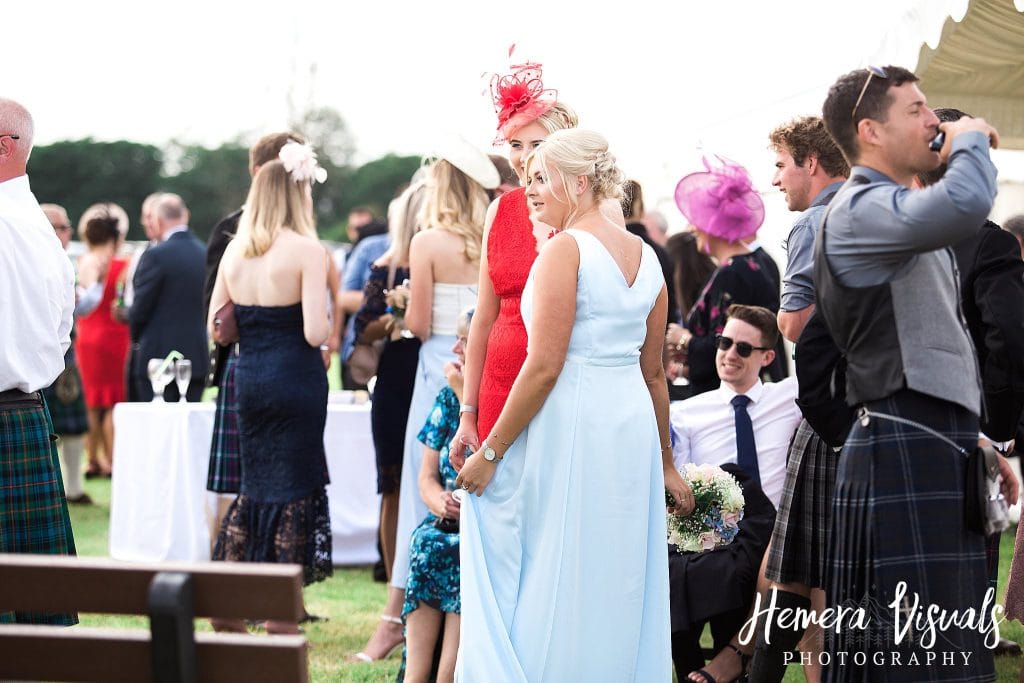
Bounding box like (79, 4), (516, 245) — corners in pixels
(477, 188), (538, 440)
(76, 258), (130, 408)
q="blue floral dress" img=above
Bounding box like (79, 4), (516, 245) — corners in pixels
(402, 385), (461, 619)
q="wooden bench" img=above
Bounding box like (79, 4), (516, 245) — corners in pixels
(0, 554), (309, 682)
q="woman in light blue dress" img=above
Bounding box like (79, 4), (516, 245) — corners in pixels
(455, 129), (692, 682)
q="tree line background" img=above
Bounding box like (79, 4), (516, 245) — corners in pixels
(27, 107), (422, 243)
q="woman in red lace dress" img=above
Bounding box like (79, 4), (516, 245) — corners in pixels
(74, 203), (131, 477)
(448, 60), (580, 463)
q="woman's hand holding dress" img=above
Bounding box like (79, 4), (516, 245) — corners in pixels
(455, 450), (497, 496)
(449, 418), (479, 472)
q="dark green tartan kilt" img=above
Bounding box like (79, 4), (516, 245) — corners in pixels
(0, 393), (78, 625)
(40, 347), (88, 435)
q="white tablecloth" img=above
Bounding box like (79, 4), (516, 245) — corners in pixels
(109, 400), (380, 565)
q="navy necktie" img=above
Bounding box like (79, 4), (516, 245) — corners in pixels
(731, 394), (760, 485)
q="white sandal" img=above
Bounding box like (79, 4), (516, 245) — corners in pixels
(348, 614), (404, 663)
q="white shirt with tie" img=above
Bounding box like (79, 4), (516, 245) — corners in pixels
(670, 377), (802, 508)
(0, 175), (75, 392)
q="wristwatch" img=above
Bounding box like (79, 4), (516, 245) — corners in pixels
(482, 440), (503, 462)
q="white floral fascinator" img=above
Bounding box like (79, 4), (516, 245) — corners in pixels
(278, 141), (328, 184)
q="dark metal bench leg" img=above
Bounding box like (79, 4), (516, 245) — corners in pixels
(149, 572), (198, 683)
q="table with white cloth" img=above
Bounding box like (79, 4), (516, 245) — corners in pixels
(109, 396), (380, 565)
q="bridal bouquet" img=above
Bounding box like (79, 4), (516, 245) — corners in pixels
(668, 463), (745, 553)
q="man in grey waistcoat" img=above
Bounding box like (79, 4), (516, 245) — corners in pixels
(814, 65), (1000, 682)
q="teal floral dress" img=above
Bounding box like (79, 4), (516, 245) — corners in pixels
(402, 385), (461, 619)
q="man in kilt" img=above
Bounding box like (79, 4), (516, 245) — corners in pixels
(815, 66), (999, 681)
(745, 116), (849, 682)
(0, 98), (78, 625)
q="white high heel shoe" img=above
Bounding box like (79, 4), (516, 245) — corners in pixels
(348, 614), (404, 663)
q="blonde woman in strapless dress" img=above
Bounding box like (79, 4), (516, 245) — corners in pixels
(351, 150), (496, 665)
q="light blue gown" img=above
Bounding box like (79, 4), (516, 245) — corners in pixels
(456, 229), (671, 682)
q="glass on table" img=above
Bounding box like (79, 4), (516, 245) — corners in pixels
(147, 358), (167, 402)
(174, 359), (192, 402)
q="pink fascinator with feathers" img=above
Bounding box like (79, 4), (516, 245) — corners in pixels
(487, 45), (557, 144)
(674, 156), (764, 243)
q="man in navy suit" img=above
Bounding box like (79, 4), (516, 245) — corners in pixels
(129, 193), (209, 401)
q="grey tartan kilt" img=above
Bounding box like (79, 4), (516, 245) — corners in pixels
(764, 418), (837, 587)
(823, 390), (993, 683)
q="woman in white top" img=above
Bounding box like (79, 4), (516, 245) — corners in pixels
(352, 153), (493, 663)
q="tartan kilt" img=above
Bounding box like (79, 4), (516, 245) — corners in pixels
(823, 390), (992, 683)
(40, 347), (88, 436)
(0, 393), (78, 626)
(207, 352), (241, 494)
(765, 418), (837, 587)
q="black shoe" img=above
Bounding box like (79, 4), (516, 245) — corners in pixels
(66, 493), (94, 505)
(300, 611), (326, 624)
(995, 638), (1022, 656)
(372, 559), (388, 583)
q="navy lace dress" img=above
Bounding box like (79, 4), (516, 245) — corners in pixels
(212, 303), (332, 585)
(402, 386), (461, 619)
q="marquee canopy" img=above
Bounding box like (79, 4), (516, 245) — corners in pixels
(914, 0), (1024, 148)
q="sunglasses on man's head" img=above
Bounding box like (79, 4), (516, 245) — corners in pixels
(715, 335), (770, 358)
(851, 65), (889, 121)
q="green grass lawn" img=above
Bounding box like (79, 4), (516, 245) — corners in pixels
(67, 479), (1024, 682)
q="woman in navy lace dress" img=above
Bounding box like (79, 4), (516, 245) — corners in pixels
(401, 307), (473, 683)
(207, 144), (332, 635)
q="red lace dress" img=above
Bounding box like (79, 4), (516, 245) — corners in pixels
(478, 188), (538, 440)
(75, 258), (130, 408)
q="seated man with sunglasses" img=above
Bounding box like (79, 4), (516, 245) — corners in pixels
(667, 304), (801, 681)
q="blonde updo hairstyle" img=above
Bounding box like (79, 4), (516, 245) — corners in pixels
(237, 160), (317, 257)
(419, 159), (488, 264)
(526, 129), (625, 225)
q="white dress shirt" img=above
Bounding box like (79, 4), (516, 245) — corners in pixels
(162, 224), (189, 241)
(670, 377), (802, 508)
(123, 241), (153, 307)
(0, 175), (75, 392)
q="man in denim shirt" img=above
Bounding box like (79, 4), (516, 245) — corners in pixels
(745, 117), (848, 682)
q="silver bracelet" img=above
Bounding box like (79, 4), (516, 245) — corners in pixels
(459, 404), (478, 415)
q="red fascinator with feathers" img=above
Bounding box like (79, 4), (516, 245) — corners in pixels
(487, 47), (557, 144)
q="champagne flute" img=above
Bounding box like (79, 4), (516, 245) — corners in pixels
(174, 359), (192, 403)
(147, 358), (166, 402)
(159, 362), (176, 401)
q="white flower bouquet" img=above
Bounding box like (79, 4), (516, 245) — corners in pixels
(668, 463), (745, 553)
